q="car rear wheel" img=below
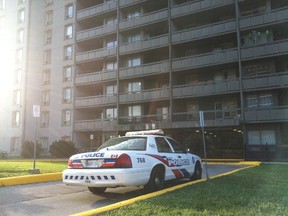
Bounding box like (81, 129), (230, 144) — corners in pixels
(145, 167), (165, 191)
(190, 162), (202, 181)
(88, 187), (107, 194)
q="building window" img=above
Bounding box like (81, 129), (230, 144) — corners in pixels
(128, 57), (141, 67)
(62, 109), (71, 126)
(43, 69), (50, 85)
(40, 137), (49, 154)
(17, 29), (24, 43)
(63, 87), (72, 103)
(11, 137), (20, 155)
(18, 9), (25, 23)
(127, 10), (140, 19)
(106, 40), (117, 48)
(18, 0), (25, 4)
(13, 90), (21, 105)
(128, 81), (141, 93)
(43, 49), (51, 64)
(63, 66), (72, 82)
(128, 33), (141, 43)
(106, 16), (117, 25)
(64, 45), (72, 60)
(45, 11), (53, 25)
(41, 111), (49, 127)
(128, 105), (141, 117)
(12, 111), (20, 127)
(44, 30), (52, 45)
(65, 24), (73, 39)
(246, 94), (273, 108)
(248, 130), (276, 145)
(104, 107), (117, 119)
(105, 61), (117, 70)
(0, 0), (6, 10)
(157, 107), (169, 120)
(16, 49), (23, 63)
(106, 84), (117, 95)
(65, 3), (74, 19)
(187, 102), (199, 120)
(45, 0), (53, 7)
(15, 69), (22, 84)
(42, 90), (50, 106)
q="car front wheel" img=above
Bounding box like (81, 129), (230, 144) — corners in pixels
(190, 162), (202, 181)
(88, 187), (107, 194)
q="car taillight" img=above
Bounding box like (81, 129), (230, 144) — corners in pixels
(114, 154), (132, 168)
(68, 159), (83, 168)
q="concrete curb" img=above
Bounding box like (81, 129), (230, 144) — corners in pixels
(0, 172), (62, 186)
(70, 162), (262, 216)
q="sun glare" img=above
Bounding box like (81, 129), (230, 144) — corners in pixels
(0, 32), (14, 102)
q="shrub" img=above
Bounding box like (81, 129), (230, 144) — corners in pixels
(49, 140), (77, 158)
(21, 140), (42, 158)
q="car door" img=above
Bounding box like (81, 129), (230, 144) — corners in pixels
(165, 137), (193, 178)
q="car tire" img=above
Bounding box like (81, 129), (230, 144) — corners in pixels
(145, 167), (165, 191)
(190, 162), (202, 181)
(88, 187), (107, 194)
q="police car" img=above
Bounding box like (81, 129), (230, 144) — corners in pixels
(62, 129), (202, 194)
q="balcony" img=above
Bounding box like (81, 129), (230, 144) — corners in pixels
(119, 9), (168, 30)
(172, 19), (236, 44)
(77, 2), (117, 21)
(119, 0), (144, 7)
(75, 70), (117, 86)
(75, 95), (117, 108)
(243, 72), (288, 91)
(74, 119), (117, 132)
(241, 39), (288, 60)
(76, 47), (117, 63)
(172, 109), (241, 128)
(172, 48), (238, 70)
(245, 106), (288, 123)
(119, 60), (170, 79)
(119, 35), (169, 54)
(171, 0), (234, 17)
(76, 25), (117, 42)
(173, 79), (240, 98)
(119, 88), (170, 104)
(240, 7), (288, 29)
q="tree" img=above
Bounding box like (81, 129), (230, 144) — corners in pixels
(49, 140), (77, 158)
(21, 140), (41, 158)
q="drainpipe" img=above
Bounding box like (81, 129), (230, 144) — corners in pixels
(234, 0), (246, 160)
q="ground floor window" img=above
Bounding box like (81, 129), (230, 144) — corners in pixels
(248, 130), (276, 145)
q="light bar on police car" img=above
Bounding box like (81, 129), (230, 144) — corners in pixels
(125, 129), (164, 136)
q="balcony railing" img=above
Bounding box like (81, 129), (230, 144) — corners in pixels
(77, 1), (117, 20)
(75, 69), (117, 86)
(119, 34), (169, 54)
(173, 78), (240, 98)
(119, 88), (170, 104)
(245, 105), (288, 123)
(76, 25), (117, 41)
(74, 119), (117, 131)
(119, 9), (168, 30)
(75, 95), (117, 107)
(119, 60), (170, 79)
(76, 47), (117, 63)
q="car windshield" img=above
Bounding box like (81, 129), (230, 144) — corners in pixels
(97, 137), (147, 151)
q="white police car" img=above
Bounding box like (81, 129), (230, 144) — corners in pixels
(62, 129), (202, 194)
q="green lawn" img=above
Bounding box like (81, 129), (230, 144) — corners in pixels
(0, 160), (67, 178)
(102, 164), (288, 216)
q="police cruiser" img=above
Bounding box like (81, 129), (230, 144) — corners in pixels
(62, 129), (202, 194)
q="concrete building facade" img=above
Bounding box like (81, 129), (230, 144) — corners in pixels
(0, 0), (287, 161)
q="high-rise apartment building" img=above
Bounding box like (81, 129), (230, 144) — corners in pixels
(0, 0), (287, 161)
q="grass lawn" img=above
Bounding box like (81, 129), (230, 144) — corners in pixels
(0, 160), (67, 178)
(102, 164), (288, 216)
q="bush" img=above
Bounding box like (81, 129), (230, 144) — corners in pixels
(49, 140), (77, 158)
(21, 140), (42, 158)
